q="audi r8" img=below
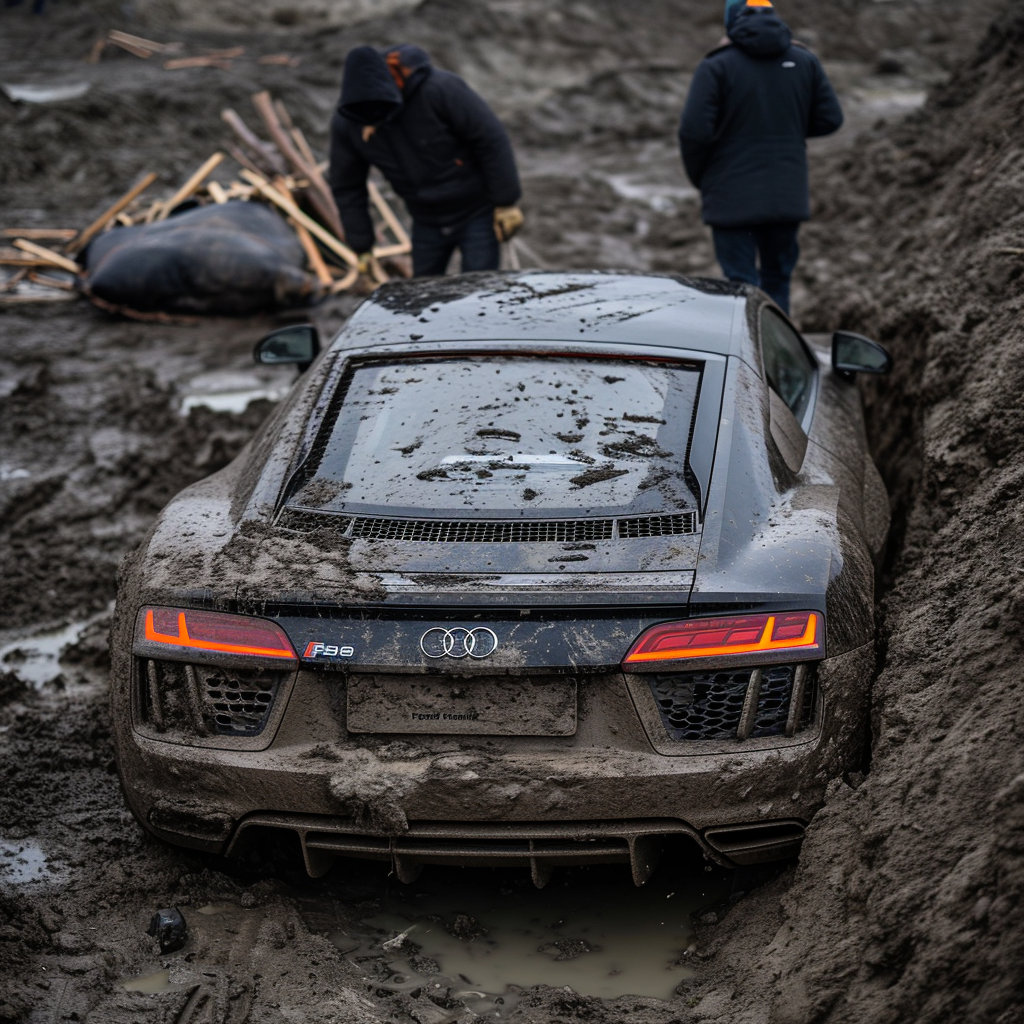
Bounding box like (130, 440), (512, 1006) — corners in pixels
(110, 270), (891, 884)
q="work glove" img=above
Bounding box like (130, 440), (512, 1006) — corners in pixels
(493, 205), (525, 242)
(356, 252), (375, 275)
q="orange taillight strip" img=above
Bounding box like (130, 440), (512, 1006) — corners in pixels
(623, 613), (820, 664)
(143, 610), (296, 659)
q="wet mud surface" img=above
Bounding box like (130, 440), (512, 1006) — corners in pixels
(2, 0), (1023, 1021)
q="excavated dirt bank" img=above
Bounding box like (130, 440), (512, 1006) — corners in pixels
(1, 0), (1022, 1021)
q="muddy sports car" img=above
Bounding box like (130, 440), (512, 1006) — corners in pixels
(111, 271), (891, 886)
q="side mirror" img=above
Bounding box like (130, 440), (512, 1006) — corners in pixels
(254, 324), (321, 371)
(831, 331), (892, 378)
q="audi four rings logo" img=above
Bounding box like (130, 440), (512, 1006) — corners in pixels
(420, 626), (499, 659)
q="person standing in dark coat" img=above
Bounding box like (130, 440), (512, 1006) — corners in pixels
(678, 0), (843, 313)
(329, 44), (524, 278)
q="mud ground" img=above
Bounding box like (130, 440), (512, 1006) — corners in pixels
(2, 0), (1022, 1021)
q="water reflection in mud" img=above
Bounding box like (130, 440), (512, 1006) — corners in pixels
(337, 864), (730, 1014)
(0, 838), (52, 885)
(0, 621), (89, 689)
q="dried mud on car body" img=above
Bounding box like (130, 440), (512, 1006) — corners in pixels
(1, 0), (1022, 1022)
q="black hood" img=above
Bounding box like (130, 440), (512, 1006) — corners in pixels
(727, 9), (792, 57)
(339, 43), (432, 125)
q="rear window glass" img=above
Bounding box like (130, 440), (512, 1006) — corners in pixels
(291, 356), (702, 518)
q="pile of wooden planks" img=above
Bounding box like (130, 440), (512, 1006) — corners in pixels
(1, 91), (411, 306)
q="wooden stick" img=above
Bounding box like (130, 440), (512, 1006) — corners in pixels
(2, 228), (77, 241)
(0, 256), (57, 267)
(86, 37), (107, 63)
(156, 152), (225, 220)
(240, 169), (358, 267)
(368, 182), (411, 249)
(2, 268), (29, 292)
(164, 57), (233, 70)
(329, 267), (359, 293)
(203, 46), (245, 59)
(115, 213), (134, 226)
(250, 91), (343, 238)
(13, 239), (82, 274)
(289, 125), (317, 170)
(291, 220), (333, 286)
(108, 38), (154, 58)
(27, 271), (78, 291)
(108, 30), (174, 53)
(273, 99), (294, 130)
(0, 293), (77, 304)
(221, 108), (288, 176)
(373, 243), (413, 258)
(226, 144), (268, 180)
(207, 180), (229, 204)
(67, 171), (158, 253)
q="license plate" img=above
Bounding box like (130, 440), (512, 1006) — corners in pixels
(346, 674), (577, 736)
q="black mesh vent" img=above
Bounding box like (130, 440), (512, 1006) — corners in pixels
(278, 510), (699, 543)
(649, 669), (751, 741)
(617, 512), (698, 538)
(202, 666), (280, 736)
(648, 664), (815, 742)
(751, 664), (795, 738)
(351, 516), (614, 543)
(138, 659), (282, 737)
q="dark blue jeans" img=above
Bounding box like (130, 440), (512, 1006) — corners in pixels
(712, 223), (800, 313)
(412, 209), (499, 277)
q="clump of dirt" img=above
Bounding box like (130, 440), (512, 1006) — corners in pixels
(686, 6), (1024, 1022)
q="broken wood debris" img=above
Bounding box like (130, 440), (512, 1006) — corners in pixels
(155, 152), (225, 221)
(1, 91), (412, 307)
(2, 228), (77, 241)
(67, 171), (158, 253)
(103, 30), (182, 59)
(89, 32), (297, 74)
(163, 57), (234, 71)
(12, 239), (82, 274)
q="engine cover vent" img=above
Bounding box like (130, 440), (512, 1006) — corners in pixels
(278, 509), (699, 542)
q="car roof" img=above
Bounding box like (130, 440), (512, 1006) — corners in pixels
(333, 270), (751, 358)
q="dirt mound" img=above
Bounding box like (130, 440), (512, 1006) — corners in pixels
(688, 6), (1024, 1022)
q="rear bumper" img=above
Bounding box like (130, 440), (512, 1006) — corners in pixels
(115, 644), (872, 876)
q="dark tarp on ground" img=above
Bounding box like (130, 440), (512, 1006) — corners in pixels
(82, 200), (322, 315)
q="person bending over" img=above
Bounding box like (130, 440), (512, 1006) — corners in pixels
(329, 44), (524, 278)
(679, 0), (843, 313)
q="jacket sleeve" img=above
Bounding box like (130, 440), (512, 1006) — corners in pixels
(807, 58), (844, 138)
(435, 76), (521, 207)
(327, 111), (376, 254)
(678, 60), (721, 189)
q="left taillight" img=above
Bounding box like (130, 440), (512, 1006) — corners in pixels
(135, 607), (297, 662)
(623, 611), (822, 666)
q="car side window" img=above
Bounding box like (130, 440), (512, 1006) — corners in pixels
(760, 308), (817, 424)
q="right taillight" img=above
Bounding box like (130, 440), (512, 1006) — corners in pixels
(623, 611), (822, 666)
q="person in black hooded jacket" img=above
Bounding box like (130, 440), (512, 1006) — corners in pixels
(329, 44), (524, 278)
(678, 0), (843, 313)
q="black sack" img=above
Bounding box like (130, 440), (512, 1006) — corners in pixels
(83, 200), (322, 315)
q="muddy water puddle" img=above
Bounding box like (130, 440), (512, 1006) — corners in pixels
(0, 606), (110, 688)
(336, 864), (729, 1014)
(179, 369), (291, 415)
(0, 838), (54, 885)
